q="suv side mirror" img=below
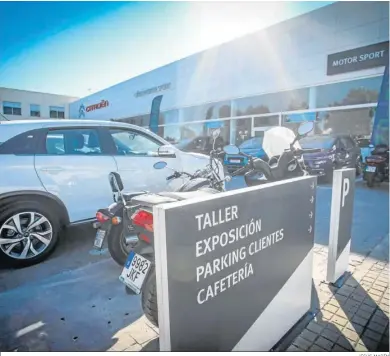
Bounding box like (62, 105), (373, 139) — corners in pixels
(158, 145), (176, 158)
(109, 172), (124, 192)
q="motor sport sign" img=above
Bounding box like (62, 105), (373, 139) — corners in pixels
(327, 41), (389, 75)
(153, 176), (317, 351)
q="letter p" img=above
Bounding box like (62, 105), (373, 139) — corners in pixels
(342, 178), (350, 207)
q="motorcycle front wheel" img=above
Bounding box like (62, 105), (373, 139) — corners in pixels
(107, 225), (132, 266)
(366, 172), (375, 188)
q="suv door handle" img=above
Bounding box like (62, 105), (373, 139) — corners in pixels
(40, 167), (64, 172)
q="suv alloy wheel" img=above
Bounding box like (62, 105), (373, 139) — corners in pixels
(0, 200), (60, 267)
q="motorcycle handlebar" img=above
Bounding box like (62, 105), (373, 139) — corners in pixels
(166, 170), (203, 181)
(166, 174), (177, 181)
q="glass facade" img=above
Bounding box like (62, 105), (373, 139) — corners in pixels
(314, 108), (375, 136)
(158, 120), (231, 153)
(316, 76), (382, 108)
(233, 88), (309, 116)
(123, 75), (383, 151)
(181, 101), (231, 122)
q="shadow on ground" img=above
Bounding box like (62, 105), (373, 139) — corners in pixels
(141, 337), (159, 351)
(305, 274), (389, 352)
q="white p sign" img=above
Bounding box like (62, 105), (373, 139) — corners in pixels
(342, 178), (350, 208)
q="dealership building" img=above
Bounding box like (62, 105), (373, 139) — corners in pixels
(69, 1), (389, 147)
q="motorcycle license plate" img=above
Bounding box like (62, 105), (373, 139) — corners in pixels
(229, 159), (241, 164)
(94, 229), (106, 249)
(366, 166), (376, 173)
(119, 251), (152, 294)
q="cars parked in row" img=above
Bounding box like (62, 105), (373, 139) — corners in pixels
(300, 134), (362, 182)
(222, 132), (363, 182)
(0, 119), (217, 267)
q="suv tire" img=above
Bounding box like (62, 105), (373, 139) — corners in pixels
(0, 200), (60, 268)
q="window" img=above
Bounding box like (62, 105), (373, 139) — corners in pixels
(315, 108), (374, 136)
(0, 130), (40, 154)
(233, 89), (309, 116)
(49, 106), (65, 119)
(3, 101), (21, 116)
(160, 110), (179, 125)
(109, 129), (161, 156)
(233, 118), (252, 146)
(45, 129), (102, 155)
(30, 104), (40, 117)
(181, 101), (231, 122)
(119, 114), (149, 127)
(316, 76), (383, 108)
(254, 115), (279, 127)
(158, 121), (230, 152)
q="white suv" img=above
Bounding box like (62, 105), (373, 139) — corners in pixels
(0, 119), (221, 267)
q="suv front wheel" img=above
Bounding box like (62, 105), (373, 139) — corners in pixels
(0, 200), (60, 267)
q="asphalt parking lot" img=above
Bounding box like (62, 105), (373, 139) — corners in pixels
(0, 177), (388, 351)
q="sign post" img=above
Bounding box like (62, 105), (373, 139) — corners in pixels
(154, 176), (317, 351)
(326, 168), (356, 286)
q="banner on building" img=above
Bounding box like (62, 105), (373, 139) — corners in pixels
(149, 95), (163, 134)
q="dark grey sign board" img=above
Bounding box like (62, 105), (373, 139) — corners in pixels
(327, 41), (389, 75)
(326, 168), (356, 284)
(154, 176), (317, 351)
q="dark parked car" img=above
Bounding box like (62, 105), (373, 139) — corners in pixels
(300, 134), (362, 182)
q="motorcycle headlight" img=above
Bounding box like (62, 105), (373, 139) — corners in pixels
(328, 154), (335, 161)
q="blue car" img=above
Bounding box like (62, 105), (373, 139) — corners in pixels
(224, 137), (267, 173)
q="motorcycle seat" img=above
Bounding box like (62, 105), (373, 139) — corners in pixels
(130, 189), (217, 207)
(158, 190), (217, 201)
(122, 191), (147, 202)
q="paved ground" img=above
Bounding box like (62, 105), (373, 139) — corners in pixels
(0, 178), (388, 351)
(287, 236), (389, 352)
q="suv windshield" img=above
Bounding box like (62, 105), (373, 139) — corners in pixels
(239, 137), (263, 149)
(299, 136), (335, 149)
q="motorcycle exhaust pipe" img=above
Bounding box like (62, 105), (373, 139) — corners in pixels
(125, 236), (139, 245)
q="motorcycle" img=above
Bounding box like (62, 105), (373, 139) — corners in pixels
(92, 129), (229, 266)
(224, 122), (320, 186)
(117, 121), (320, 328)
(363, 144), (389, 188)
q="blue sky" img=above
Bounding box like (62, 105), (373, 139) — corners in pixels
(0, 1), (333, 98)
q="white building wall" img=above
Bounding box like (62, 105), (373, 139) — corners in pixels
(0, 87), (78, 121)
(69, 1), (389, 120)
